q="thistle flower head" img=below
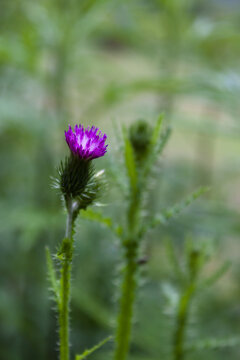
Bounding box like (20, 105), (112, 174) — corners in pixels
(56, 124), (108, 211)
(65, 124), (108, 160)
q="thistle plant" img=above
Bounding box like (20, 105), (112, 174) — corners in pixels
(81, 115), (209, 359)
(112, 119), (160, 360)
(113, 117), (211, 360)
(46, 124), (110, 360)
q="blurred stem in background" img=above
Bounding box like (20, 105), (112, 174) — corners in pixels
(53, 36), (69, 120)
(168, 236), (235, 359)
(158, 0), (190, 115)
(114, 117), (166, 359)
(159, 0), (218, 190)
(50, 0), (107, 122)
(114, 192), (140, 360)
(173, 242), (204, 360)
(51, 0), (71, 121)
(173, 278), (196, 360)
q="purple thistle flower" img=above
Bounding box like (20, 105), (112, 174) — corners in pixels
(65, 124), (108, 160)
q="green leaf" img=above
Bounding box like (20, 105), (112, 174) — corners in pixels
(158, 186), (209, 222)
(81, 209), (123, 237)
(106, 121), (128, 194)
(140, 187), (209, 236)
(185, 336), (240, 352)
(72, 287), (112, 328)
(157, 126), (172, 156)
(45, 247), (60, 306)
(123, 127), (138, 193)
(81, 208), (112, 227)
(164, 238), (185, 283)
(75, 336), (112, 360)
(142, 114), (171, 181)
(200, 260), (231, 288)
(151, 113), (164, 148)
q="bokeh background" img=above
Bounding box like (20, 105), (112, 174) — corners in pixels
(0, 0), (240, 359)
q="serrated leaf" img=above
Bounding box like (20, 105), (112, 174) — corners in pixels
(158, 186), (209, 222)
(140, 187), (209, 237)
(200, 260), (231, 289)
(185, 336), (240, 352)
(46, 247), (60, 306)
(81, 209), (122, 237)
(157, 126), (172, 155)
(164, 238), (185, 283)
(81, 208), (112, 227)
(75, 336), (112, 360)
(151, 113), (164, 148)
(142, 115), (171, 181)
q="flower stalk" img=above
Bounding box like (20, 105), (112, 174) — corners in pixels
(59, 199), (75, 360)
(59, 245), (71, 360)
(173, 248), (201, 360)
(48, 124), (108, 360)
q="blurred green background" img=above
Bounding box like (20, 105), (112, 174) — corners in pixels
(0, 0), (240, 359)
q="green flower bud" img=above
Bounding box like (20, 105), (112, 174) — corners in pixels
(59, 155), (93, 199)
(56, 155), (103, 211)
(129, 120), (153, 161)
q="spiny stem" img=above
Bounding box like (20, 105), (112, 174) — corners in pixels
(114, 241), (138, 360)
(173, 283), (195, 360)
(65, 201), (74, 239)
(59, 199), (75, 360)
(114, 192), (140, 360)
(59, 250), (71, 360)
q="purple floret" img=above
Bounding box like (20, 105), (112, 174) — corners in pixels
(65, 124), (108, 160)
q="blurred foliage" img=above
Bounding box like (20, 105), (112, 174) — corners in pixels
(0, 0), (240, 359)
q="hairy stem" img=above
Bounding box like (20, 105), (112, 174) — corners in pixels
(59, 200), (75, 360)
(114, 193), (140, 360)
(59, 248), (71, 360)
(114, 241), (138, 360)
(173, 283), (195, 360)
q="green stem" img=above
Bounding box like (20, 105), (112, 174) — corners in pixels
(59, 200), (75, 360)
(114, 241), (138, 360)
(59, 249), (71, 360)
(173, 283), (195, 360)
(114, 193), (140, 360)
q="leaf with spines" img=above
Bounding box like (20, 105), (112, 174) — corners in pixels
(199, 260), (231, 289)
(105, 119), (128, 194)
(140, 186), (209, 237)
(75, 336), (112, 360)
(157, 126), (172, 156)
(151, 114), (164, 148)
(185, 336), (240, 352)
(106, 156), (128, 194)
(162, 186), (210, 221)
(164, 238), (185, 284)
(143, 115), (171, 181)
